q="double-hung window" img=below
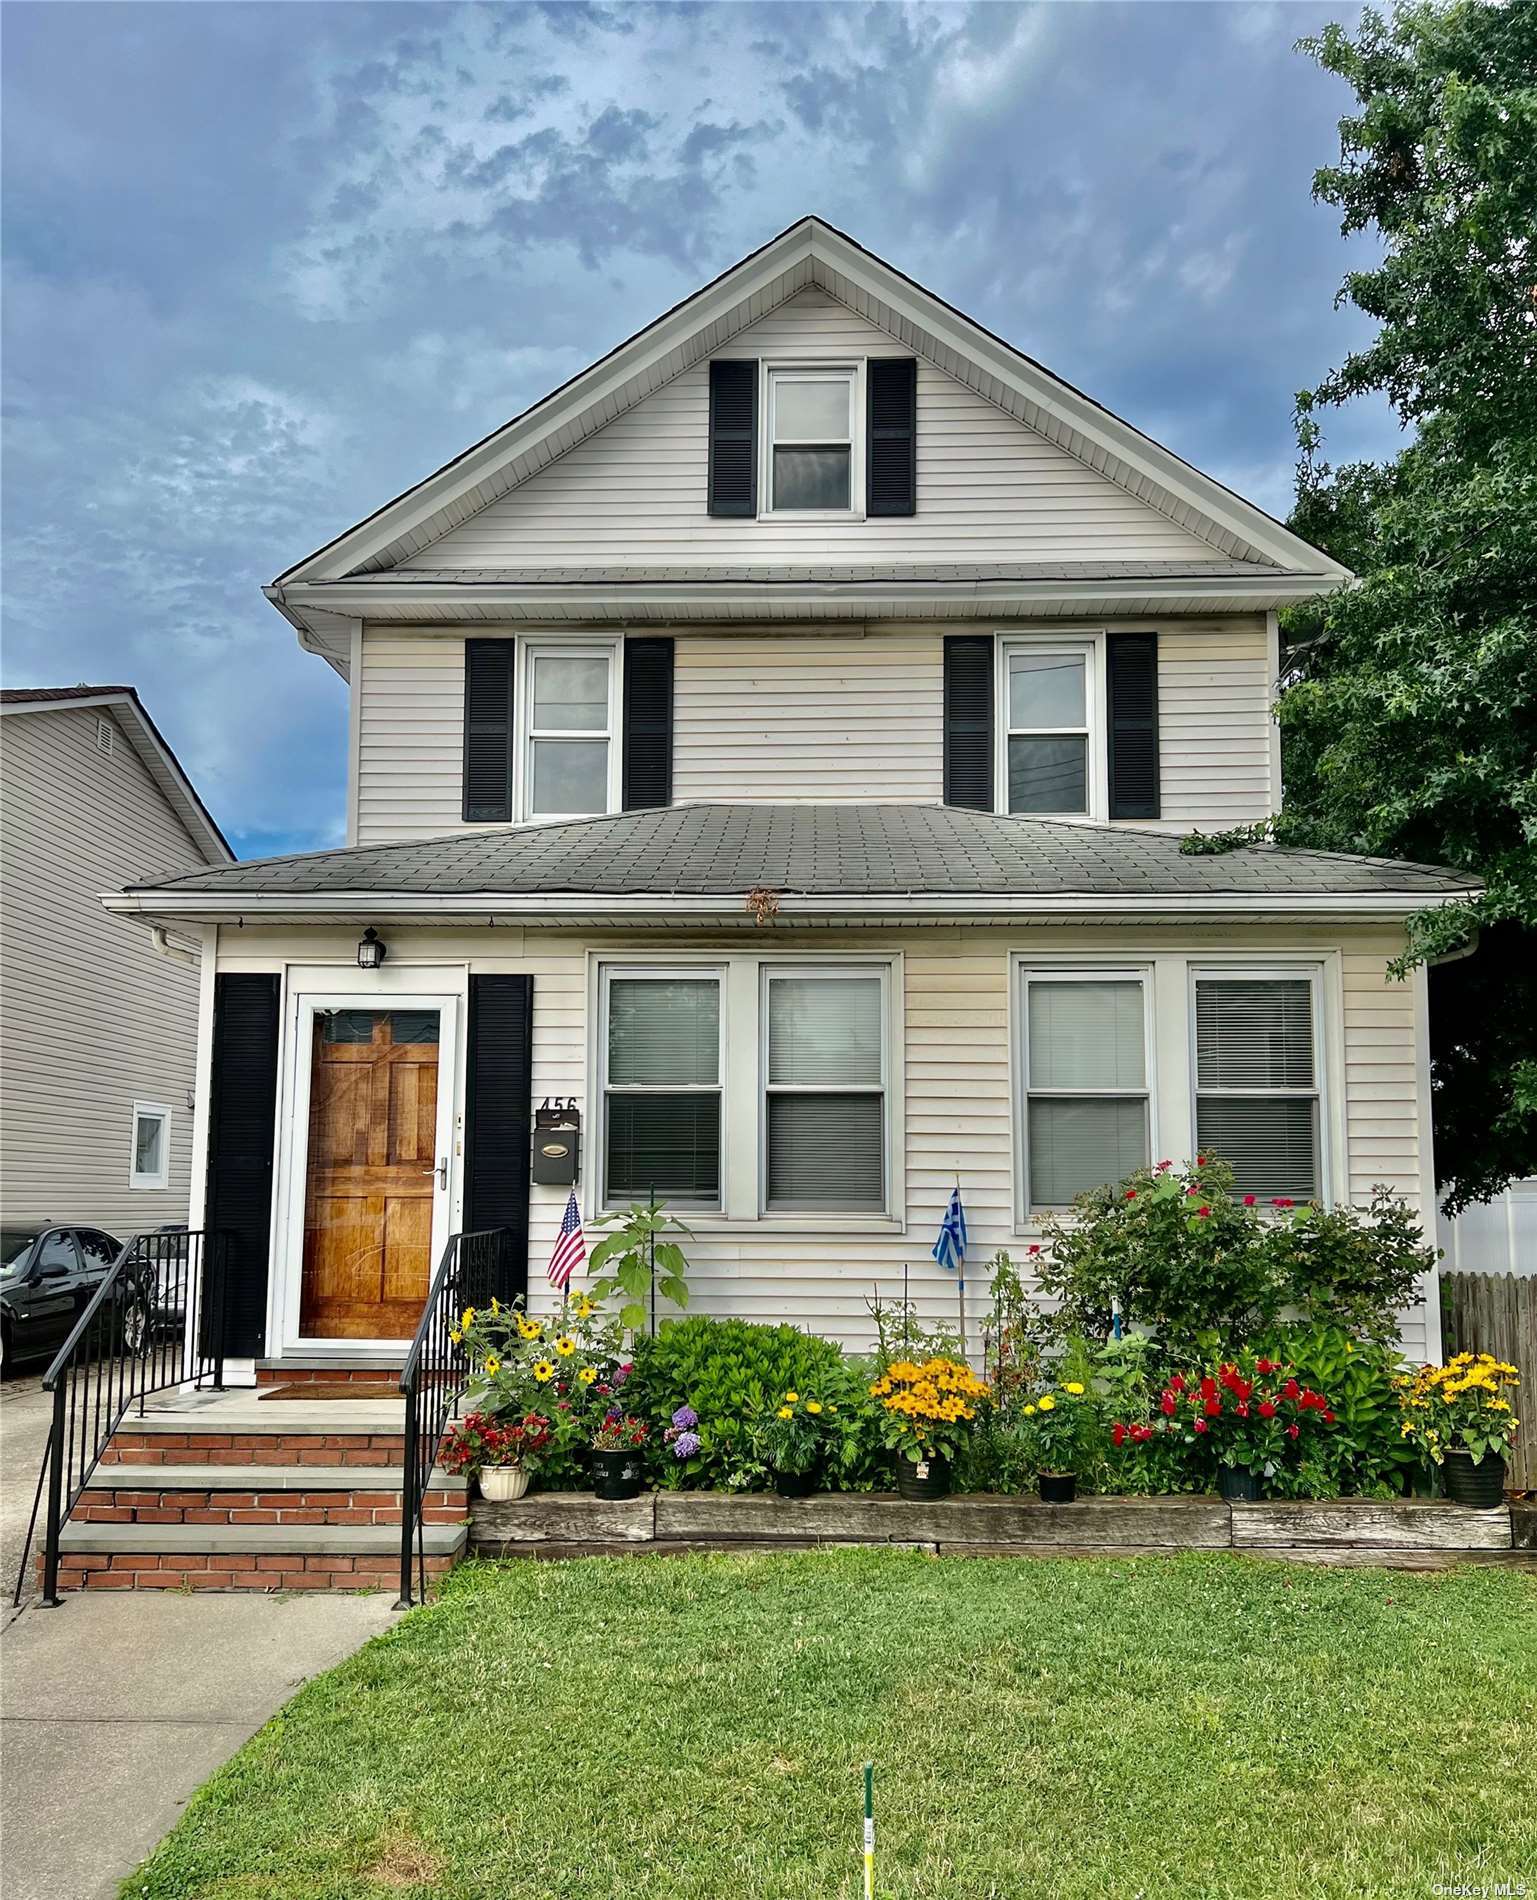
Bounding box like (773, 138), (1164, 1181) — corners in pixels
(1020, 971), (1150, 1207)
(602, 972), (721, 1206)
(1193, 972), (1321, 1201)
(763, 969), (886, 1211)
(767, 368), (856, 513)
(130, 1102), (171, 1191)
(1002, 639), (1095, 815)
(523, 644), (616, 819)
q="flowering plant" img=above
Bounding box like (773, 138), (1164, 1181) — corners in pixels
(1398, 1354), (1520, 1466)
(1115, 1353), (1335, 1489)
(455, 1293), (627, 1431)
(869, 1357), (990, 1467)
(751, 1387), (841, 1476)
(439, 1409), (551, 1475)
(1012, 1380), (1094, 1477)
(662, 1405), (704, 1463)
(590, 1410), (650, 1453)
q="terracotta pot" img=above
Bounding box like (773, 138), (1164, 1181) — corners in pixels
(1038, 1471), (1077, 1504)
(895, 1454), (950, 1501)
(479, 1465), (531, 1503)
(1442, 1449), (1507, 1509)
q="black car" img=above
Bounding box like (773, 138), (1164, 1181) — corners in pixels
(0, 1226), (157, 1374)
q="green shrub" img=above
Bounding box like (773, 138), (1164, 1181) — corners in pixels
(1258, 1195), (1433, 1343)
(1252, 1321), (1423, 1497)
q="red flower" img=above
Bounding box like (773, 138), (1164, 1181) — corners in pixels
(1197, 1152), (1209, 1164)
(1125, 1189), (1138, 1201)
(1027, 1244), (1041, 1256)
(1243, 1194), (1257, 1207)
(1155, 1160), (1171, 1172)
(1255, 1357), (1278, 1375)
(1283, 1379), (1301, 1401)
(1272, 1197), (1295, 1209)
(1131, 1424), (1152, 1444)
(1196, 1206), (1211, 1219)
(1161, 1392), (1178, 1417)
(1204, 1397), (1222, 1418)
(1112, 1422), (1128, 1448)
(1199, 1376), (1218, 1401)
(1257, 1400), (1276, 1420)
(1194, 1418), (1209, 1434)
(1236, 1401), (1250, 1417)
(1286, 1423), (1300, 1439)
(1323, 1410), (1336, 1425)
(1186, 1186), (1201, 1197)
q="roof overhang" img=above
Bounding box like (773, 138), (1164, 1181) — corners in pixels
(272, 216), (1352, 599)
(102, 887), (1476, 931)
(2, 690), (233, 864)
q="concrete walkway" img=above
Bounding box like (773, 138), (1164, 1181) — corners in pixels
(1, 1590), (397, 1899)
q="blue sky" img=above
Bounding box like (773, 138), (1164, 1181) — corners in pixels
(2, 0), (1391, 860)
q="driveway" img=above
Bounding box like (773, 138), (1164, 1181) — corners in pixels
(1, 1373), (398, 1899)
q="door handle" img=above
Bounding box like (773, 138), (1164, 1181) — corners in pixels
(422, 1158), (448, 1189)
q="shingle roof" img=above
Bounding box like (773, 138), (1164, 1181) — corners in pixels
(322, 560), (1283, 586)
(129, 803), (1475, 903)
(0, 684), (135, 703)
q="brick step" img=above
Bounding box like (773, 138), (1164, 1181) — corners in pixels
(75, 1466), (465, 1530)
(100, 1402), (408, 1469)
(50, 1521), (466, 1593)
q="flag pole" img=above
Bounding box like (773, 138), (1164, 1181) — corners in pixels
(863, 1761), (875, 1900)
(954, 1166), (966, 1366)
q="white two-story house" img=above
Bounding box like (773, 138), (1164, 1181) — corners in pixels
(105, 219), (1474, 1372)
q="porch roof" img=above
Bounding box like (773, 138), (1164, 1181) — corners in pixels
(107, 803), (1479, 926)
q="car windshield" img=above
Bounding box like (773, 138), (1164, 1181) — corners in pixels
(1, 1229), (40, 1274)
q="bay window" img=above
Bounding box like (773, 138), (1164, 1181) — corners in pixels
(602, 972), (722, 1206)
(1019, 971), (1150, 1208)
(764, 969), (887, 1210)
(1194, 973), (1321, 1201)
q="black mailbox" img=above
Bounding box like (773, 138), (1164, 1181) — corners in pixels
(532, 1100), (581, 1186)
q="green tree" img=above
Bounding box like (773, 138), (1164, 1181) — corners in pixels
(1272, 0), (1537, 1212)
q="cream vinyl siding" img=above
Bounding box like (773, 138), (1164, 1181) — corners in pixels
(354, 617), (1275, 843)
(0, 708), (208, 1234)
(221, 923), (1433, 1359)
(400, 289), (1224, 570)
(672, 632), (944, 803)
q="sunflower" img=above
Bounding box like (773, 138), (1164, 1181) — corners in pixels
(569, 1294), (595, 1321)
(577, 1366), (597, 1387)
(484, 1357), (500, 1376)
(516, 1317), (542, 1341)
(532, 1360), (556, 1383)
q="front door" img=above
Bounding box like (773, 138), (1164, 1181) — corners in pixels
(299, 1005), (453, 1340)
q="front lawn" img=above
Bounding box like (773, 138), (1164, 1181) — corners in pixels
(127, 1551), (1536, 1900)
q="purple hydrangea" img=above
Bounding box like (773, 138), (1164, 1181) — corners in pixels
(671, 1405), (699, 1431)
(672, 1430), (701, 1459)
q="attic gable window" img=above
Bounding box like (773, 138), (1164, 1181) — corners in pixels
(767, 367), (857, 513)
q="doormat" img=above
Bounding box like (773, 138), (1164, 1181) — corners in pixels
(259, 1381), (403, 1401)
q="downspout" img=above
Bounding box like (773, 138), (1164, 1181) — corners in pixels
(150, 926), (200, 970)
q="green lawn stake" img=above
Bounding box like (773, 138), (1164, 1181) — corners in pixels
(863, 1761), (874, 1900)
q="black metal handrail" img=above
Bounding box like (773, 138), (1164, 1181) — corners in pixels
(396, 1227), (510, 1608)
(13, 1228), (232, 1607)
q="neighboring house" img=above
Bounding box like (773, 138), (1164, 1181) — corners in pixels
(1, 686), (233, 1235)
(103, 218), (1476, 1372)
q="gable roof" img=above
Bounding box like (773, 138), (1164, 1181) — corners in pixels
(269, 218), (1348, 621)
(104, 803), (1474, 928)
(0, 685), (233, 864)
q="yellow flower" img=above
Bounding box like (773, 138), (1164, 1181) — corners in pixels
(517, 1317), (542, 1340)
(555, 1335), (576, 1357)
(569, 1294), (595, 1321)
(449, 1329), (462, 1346)
(1023, 1403), (1037, 1417)
(460, 1307), (476, 1330)
(532, 1360), (555, 1383)
(484, 1357), (500, 1376)
(785, 1391), (800, 1403)
(806, 1401), (823, 1415)
(777, 1406), (793, 1420)
(490, 1297), (501, 1316)
(578, 1366), (597, 1386)
(1038, 1394), (1056, 1412)
(1064, 1382), (1085, 1396)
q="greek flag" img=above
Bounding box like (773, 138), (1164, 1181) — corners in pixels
(932, 1186), (967, 1272)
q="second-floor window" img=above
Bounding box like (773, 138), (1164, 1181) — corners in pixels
(767, 367), (857, 513)
(521, 643), (619, 820)
(1001, 637), (1100, 817)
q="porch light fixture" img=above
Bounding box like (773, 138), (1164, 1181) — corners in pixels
(356, 927), (387, 971)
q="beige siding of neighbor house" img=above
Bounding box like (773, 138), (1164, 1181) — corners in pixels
(353, 616), (1276, 842)
(0, 708), (208, 1234)
(400, 288), (1225, 569)
(221, 922), (1434, 1363)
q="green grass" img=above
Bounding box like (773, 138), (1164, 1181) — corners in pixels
(125, 1551), (1536, 1900)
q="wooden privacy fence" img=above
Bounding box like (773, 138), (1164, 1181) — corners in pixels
(1443, 1272), (1537, 1489)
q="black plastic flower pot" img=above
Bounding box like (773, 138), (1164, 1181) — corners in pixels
(1038, 1471), (1077, 1504)
(895, 1454), (951, 1501)
(591, 1448), (645, 1501)
(1218, 1465), (1260, 1503)
(773, 1465), (819, 1499)
(1442, 1449), (1507, 1510)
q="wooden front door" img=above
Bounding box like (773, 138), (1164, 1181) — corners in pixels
(300, 1007), (445, 1339)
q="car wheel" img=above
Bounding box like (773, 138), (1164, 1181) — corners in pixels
(121, 1295), (151, 1358)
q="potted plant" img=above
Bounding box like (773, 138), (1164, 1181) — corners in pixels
(438, 1410), (551, 1501)
(752, 1389), (839, 1497)
(1399, 1353), (1520, 1508)
(1140, 1357), (1336, 1502)
(869, 1357), (989, 1500)
(1015, 1382), (1093, 1502)
(590, 1410), (650, 1500)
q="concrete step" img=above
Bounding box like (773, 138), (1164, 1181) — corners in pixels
(51, 1520), (466, 1594)
(75, 1465), (466, 1530)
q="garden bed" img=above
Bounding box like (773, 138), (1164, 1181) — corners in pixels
(472, 1488), (1529, 1568)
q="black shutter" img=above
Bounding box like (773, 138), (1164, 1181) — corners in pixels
(622, 637), (674, 810)
(708, 359), (757, 517)
(204, 974), (279, 1357)
(1107, 632), (1161, 819)
(464, 974), (534, 1307)
(463, 639), (515, 822)
(866, 357), (917, 516)
(943, 635), (995, 812)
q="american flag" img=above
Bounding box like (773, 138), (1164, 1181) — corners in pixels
(546, 1189), (586, 1292)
